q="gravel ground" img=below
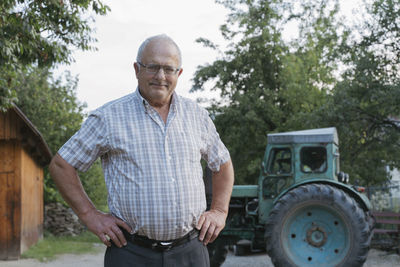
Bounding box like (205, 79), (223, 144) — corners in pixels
(222, 249), (400, 267)
(0, 247), (399, 267)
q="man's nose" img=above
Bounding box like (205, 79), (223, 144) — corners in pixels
(154, 68), (166, 79)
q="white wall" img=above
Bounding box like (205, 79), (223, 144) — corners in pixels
(390, 168), (400, 196)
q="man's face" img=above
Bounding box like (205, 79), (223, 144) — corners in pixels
(134, 40), (182, 107)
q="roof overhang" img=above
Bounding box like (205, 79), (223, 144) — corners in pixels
(11, 105), (52, 166)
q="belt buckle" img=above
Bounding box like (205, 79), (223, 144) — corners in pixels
(159, 241), (173, 246)
(154, 241), (173, 251)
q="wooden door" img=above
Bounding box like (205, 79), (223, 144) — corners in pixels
(0, 141), (20, 259)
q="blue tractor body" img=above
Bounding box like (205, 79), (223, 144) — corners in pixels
(208, 128), (374, 267)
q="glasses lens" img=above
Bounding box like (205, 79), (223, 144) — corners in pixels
(163, 66), (176, 75)
(141, 63), (178, 75)
(146, 64), (160, 73)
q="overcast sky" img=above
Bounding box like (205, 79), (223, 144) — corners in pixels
(58, 0), (361, 112)
(56, 0), (229, 111)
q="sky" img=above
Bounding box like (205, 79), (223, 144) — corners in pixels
(58, 0), (362, 112)
(57, 0), (230, 111)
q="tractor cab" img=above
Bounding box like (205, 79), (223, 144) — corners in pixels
(261, 127), (340, 200)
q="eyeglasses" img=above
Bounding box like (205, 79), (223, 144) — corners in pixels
(137, 62), (180, 76)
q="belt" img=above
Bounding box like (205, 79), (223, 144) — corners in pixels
(124, 229), (199, 252)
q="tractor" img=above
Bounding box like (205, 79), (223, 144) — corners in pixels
(206, 127), (374, 267)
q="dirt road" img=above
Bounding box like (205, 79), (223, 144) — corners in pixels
(0, 247), (399, 267)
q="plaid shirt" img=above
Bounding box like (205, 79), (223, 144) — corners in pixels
(58, 89), (230, 240)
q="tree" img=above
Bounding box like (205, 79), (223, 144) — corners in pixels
(193, 0), (343, 184)
(0, 0), (109, 110)
(14, 67), (85, 153)
(14, 66), (107, 207)
(193, 0), (400, 186)
(1, 0), (109, 205)
(300, 0), (400, 185)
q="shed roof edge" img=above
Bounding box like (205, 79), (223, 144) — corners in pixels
(12, 104), (53, 165)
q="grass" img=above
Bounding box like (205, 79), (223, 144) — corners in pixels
(21, 231), (103, 262)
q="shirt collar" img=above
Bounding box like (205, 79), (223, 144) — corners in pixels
(135, 87), (179, 113)
(135, 87), (149, 110)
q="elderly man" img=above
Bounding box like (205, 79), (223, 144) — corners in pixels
(49, 34), (234, 267)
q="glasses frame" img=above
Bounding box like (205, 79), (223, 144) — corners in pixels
(137, 62), (181, 76)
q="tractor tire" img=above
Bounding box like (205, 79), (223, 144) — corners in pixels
(207, 239), (229, 267)
(265, 183), (372, 267)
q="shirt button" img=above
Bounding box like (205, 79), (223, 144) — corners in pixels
(171, 178), (175, 182)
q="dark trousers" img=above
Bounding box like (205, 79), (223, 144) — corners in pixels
(104, 236), (210, 267)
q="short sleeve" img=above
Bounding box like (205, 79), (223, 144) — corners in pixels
(58, 111), (109, 172)
(201, 111), (230, 172)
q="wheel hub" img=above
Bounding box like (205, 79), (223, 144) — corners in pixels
(306, 226), (327, 247)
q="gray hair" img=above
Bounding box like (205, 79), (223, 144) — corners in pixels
(136, 34), (182, 67)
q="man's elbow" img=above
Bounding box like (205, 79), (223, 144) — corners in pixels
(49, 154), (74, 178)
(49, 154), (61, 172)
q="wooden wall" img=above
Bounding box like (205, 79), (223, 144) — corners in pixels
(0, 109), (46, 259)
(20, 146), (43, 253)
(0, 141), (21, 260)
(0, 110), (18, 140)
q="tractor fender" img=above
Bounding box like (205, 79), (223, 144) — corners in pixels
(273, 179), (372, 211)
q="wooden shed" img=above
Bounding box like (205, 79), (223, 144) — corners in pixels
(0, 105), (52, 260)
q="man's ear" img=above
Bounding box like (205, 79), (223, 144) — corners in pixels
(133, 62), (140, 78)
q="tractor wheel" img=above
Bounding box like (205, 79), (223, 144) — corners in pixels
(265, 184), (372, 267)
(207, 239), (229, 267)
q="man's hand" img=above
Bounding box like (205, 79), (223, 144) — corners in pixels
(80, 209), (132, 248)
(197, 160), (234, 246)
(49, 154), (133, 248)
(196, 209), (227, 245)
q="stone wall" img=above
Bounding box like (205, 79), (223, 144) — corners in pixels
(44, 203), (85, 236)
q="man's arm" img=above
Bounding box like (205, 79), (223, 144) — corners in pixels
(196, 159), (234, 245)
(49, 153), (132, 247)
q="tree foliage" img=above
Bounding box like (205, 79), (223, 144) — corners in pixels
(0, 0), (109, 110)
(14, 67), (85, 153)
(194, 0), (400, 185)
(193, 0), (343, 184)
(0, 0), (109, 205)
(300, 0), (400, 185)
(14, 67), (107, 207)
